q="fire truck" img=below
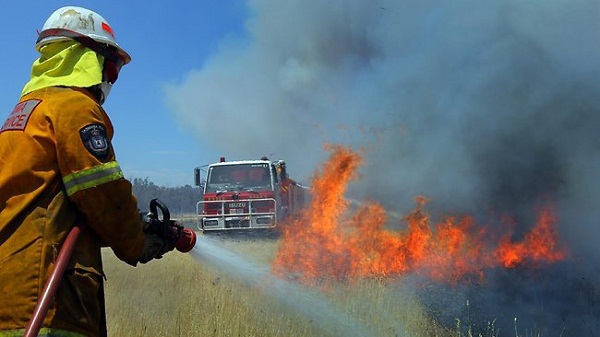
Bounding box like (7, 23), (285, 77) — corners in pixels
(194, 157), (309, 232)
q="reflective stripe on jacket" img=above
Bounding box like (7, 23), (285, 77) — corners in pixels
(0, 87), (145, 337)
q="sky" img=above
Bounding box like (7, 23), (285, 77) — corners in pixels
(2, 1), (599, 333)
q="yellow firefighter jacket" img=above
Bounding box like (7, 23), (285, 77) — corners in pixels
(0, 86), (145, 337)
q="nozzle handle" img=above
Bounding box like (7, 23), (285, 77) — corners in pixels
(149, 198), (170, 222)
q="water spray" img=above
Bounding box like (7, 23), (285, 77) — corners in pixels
(190, 235), (385, 337)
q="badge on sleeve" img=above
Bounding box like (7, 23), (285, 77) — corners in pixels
(79, 124), (111, 160)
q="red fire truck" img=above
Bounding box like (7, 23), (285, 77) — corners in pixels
(194, 157), (309, 232)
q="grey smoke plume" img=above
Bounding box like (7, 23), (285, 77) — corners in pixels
(166, 0), (600, 334)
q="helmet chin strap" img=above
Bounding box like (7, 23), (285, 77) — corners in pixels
(99, 81), (112, 105)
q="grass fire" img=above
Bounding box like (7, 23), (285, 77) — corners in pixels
(273, 144), (568, 285)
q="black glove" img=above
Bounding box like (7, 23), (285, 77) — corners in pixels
(138, 212), (177, 264)
(138, 232), (168, 264)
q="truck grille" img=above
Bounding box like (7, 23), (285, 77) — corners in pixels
(197, 197), (277, 231)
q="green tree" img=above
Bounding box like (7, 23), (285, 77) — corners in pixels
(131, 177), (202, 216)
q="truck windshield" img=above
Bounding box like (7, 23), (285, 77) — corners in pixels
(205, 164), (272, 193)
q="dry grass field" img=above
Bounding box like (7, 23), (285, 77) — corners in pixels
(102, 234), (455, 337)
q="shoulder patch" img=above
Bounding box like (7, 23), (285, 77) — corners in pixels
(80, 124), (111, 160)
(0, 99), (41, 133)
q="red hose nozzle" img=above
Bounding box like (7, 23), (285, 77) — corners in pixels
(175, 227), (197, 253)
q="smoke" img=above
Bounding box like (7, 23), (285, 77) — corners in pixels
(166, 0), (600, 334)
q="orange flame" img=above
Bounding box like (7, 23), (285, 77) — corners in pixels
(496, 205), (567, 268)
(272, 145), (568, 284)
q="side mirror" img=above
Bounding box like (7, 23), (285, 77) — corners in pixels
(194, 167), (201, 186)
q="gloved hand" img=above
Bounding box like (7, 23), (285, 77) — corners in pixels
(138, 232), (168, 264)
(141, 212), (177, 254)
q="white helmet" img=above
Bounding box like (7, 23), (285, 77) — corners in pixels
(36, 6), (131, 65)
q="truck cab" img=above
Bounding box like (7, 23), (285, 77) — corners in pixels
(195, 157), (299, 231)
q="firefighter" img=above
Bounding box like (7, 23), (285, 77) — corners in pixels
(0, 6), (172, 337)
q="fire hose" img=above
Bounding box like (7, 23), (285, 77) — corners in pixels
(23, 199), (197, 337)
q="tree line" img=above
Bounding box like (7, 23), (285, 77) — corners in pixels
(130, 177), (202, 216)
